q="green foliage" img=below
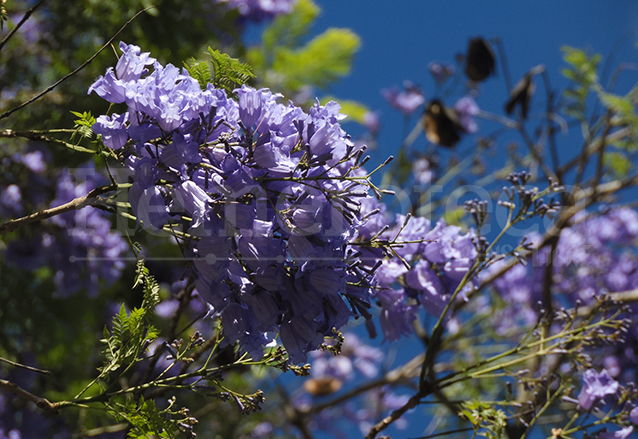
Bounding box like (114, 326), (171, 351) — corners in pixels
(598, 88), (638, 144)
(246, 0), (361, 100)
(109, 397), (189, 439)
(262, 0), (319, 53)
(184, 58), (213, 91)
(207, 48), (255, 96)
(460, 401), (508, 439)
(70, 110), (96, 141)
(561, 46), (601, 119)
(444, 206), (466, 227)
(100, 258), (160, 378)
(604, 151), (632, 177)
(272, 28), (361, 91)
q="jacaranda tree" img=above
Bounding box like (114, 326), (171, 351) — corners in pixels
(1, 2), (638, 439)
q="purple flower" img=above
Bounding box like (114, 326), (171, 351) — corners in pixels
(412, 157), (433, 185)
(92, 112), (129, 149)
(631, 407), (638, 424)
(363, 111), (380, 135)
(597, 427), (633, 439)
(217, 0), (295, 21)
(428, 61), (456, 83)
(382, 81), (425, 116)
(251, 422), (273, 439)
(377, 289), (418, 341)
(115, 42), (156, 82)
(22, 150), (46, 173)
(454, 96), (480, 133)
(0, 185), (23, 218)
(577, 369), (619, 410)
(128, 183), (170, 232)
(88, 43), (385, 362)
(172, 180), (211, 228)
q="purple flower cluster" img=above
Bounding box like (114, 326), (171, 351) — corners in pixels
(381, 81), (425, 116)
(89, 42), (381, 363)
(4, 165), (129, 297)
(454, 96), (480, 133)
(483, 207), (638, 378)
(428, 62), (456, 84)
(0, 145), (128, 297)
(45, 167), (129, 296)
(369, 214), (478, 341)
(308, 333), (384, 381)
(216, 0), (296, 21)
(577, 368), (619, 410)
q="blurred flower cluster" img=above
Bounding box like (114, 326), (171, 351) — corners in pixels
(216, 0), (297, 21)
(483, 207), (638, 380)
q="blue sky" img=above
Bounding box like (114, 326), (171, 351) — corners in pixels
(266, 3), (638, 438)
(312, 0), (638, 164)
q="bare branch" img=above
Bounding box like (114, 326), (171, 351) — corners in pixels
(0, 0), (47, 53)
(0, 185), (115, 235)
(0, 357), (51, 375)
(0, 378), (60, 413)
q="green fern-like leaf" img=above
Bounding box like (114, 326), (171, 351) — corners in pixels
(184, 58), (213, 91)
(272, 28), (361, 91)
(208, 48), (255, 95)
(70, 110), (96, 141)
(263, 0), (319, 52)
(100, 260), (161, 378)
(561, 46), (601, 119)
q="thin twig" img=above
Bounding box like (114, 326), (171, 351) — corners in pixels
(0, 7), (152, 121)
(0, 357), (51, 375)
(559, 126), (629, 174)
(0, 129), (95, 153)
(365, 391), (425, 439)
(0, 0), (47, 53)
(310, 353), (423, 415)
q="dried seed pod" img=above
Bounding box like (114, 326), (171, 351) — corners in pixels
(505, 65), (545, 120)
(423, 99), (465, 147)
(465, 37), (496, 82)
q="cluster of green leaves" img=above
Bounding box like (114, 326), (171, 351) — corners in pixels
(562, 46), (638, 177)
(97, 258), (160, 384)
(460, 401), (508, 439)
(245, 0), (370, 121)
(185, 48), (256, 95)
(561, 46), (601, 120)
(108, 397), (194, 439)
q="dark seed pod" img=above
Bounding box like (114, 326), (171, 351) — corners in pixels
(465, 37), (496, 82)
(423, 99), (465, 148)
(505, 65), (545, 120)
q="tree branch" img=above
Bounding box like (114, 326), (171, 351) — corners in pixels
(0, 185), (115, 235)
(0, 378), (60, 413)
(0, 7), (152, 121)
(0, 0), (47, 53)
(0, 129), (95, 154)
